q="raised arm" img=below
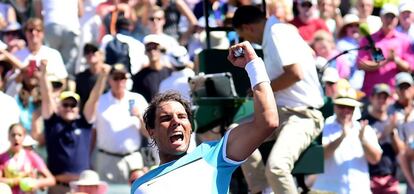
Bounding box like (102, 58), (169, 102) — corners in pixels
(226, 41), (279, 161)
(83, 65), (111, 123)
(175, 0), (197, 45)
(0, 49), (25, 69)
(37, 60), (56, 119)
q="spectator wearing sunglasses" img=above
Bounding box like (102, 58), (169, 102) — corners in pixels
(145, 6), (180, 57)
(289, 0), (330, 43)
(83, 63), (149, 184)
(75, 43), (109, 111)
(38, 60), (95, 194)
(132, 35), (172, 102)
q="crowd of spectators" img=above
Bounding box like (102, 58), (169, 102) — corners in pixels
(0, 0), (413, 193)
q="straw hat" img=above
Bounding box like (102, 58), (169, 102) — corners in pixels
(334, 87), (363, 107)
(72, 170), (103, 186)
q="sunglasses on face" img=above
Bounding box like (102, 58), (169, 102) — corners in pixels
(300, 2), (313, 8)
(25, 28), (43, 33)
(149, 17), (163, 22)
(336, 104), (354, 110)
(112, 75), (127, 81)
(62, 102), (77, 108)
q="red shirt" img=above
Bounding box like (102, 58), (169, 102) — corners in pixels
(289, 17), (330, 42)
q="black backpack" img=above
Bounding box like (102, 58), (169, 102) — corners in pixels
(105, 36), (131, 73)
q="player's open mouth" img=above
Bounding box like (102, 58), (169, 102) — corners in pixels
(169, 131), (184, 143)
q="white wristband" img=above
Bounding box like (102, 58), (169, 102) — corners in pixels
(245, 58), (270, 89)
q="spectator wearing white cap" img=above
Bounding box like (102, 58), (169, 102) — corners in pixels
(357, 3), (414, 97)
(132, 35), (172, 102)
(396, 1), (414, 41)
(69, 170), (108, 194)
(313, 87), (382, 194)
(83, 63), (148, 184)
(320, 67), (340, 119)
(158, 46), (194, 101)
(361, 83), (404, 194)
(394, 72), (414, 194)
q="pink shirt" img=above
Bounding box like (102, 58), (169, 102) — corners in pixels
(357, 29), (414, 96)
(0, 150), (47, 194)
(329, 50), (351, 79)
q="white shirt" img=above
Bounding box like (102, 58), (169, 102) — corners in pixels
(313, 117), (382, 194)
(100, 34), (148, 75)
(14, 46), (68, 79)
(42, 0), (81, 33)
(159, 68), (195, 101)
(95, 91), (148, 154)
(262, 16), (324, 108)
(132, 130), (242, 194)
(0, 91), (20, 153)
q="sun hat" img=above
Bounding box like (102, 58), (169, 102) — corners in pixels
(334, 87), (363, 107)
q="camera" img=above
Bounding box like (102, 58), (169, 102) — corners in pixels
(233, 47), (244, 58)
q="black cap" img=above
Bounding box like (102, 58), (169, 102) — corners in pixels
(83, 43), (99, 55)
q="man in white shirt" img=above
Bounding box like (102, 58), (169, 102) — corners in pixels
(232, 6), (324, 194)
(145, 6), (180, 56)
(131, 41), (278, 194)
(313, 87), (382, 194)
(35, 0), (83, 77)
(14, 18), (68, 82)
(83, 63), (148, 183)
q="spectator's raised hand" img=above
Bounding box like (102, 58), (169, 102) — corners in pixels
(101, 64), (112, 75)
(227, 41), (258, 68)
(341, 123), (352, 137)
(359, 120), (368, 143)
(39, 59), (48, 75)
